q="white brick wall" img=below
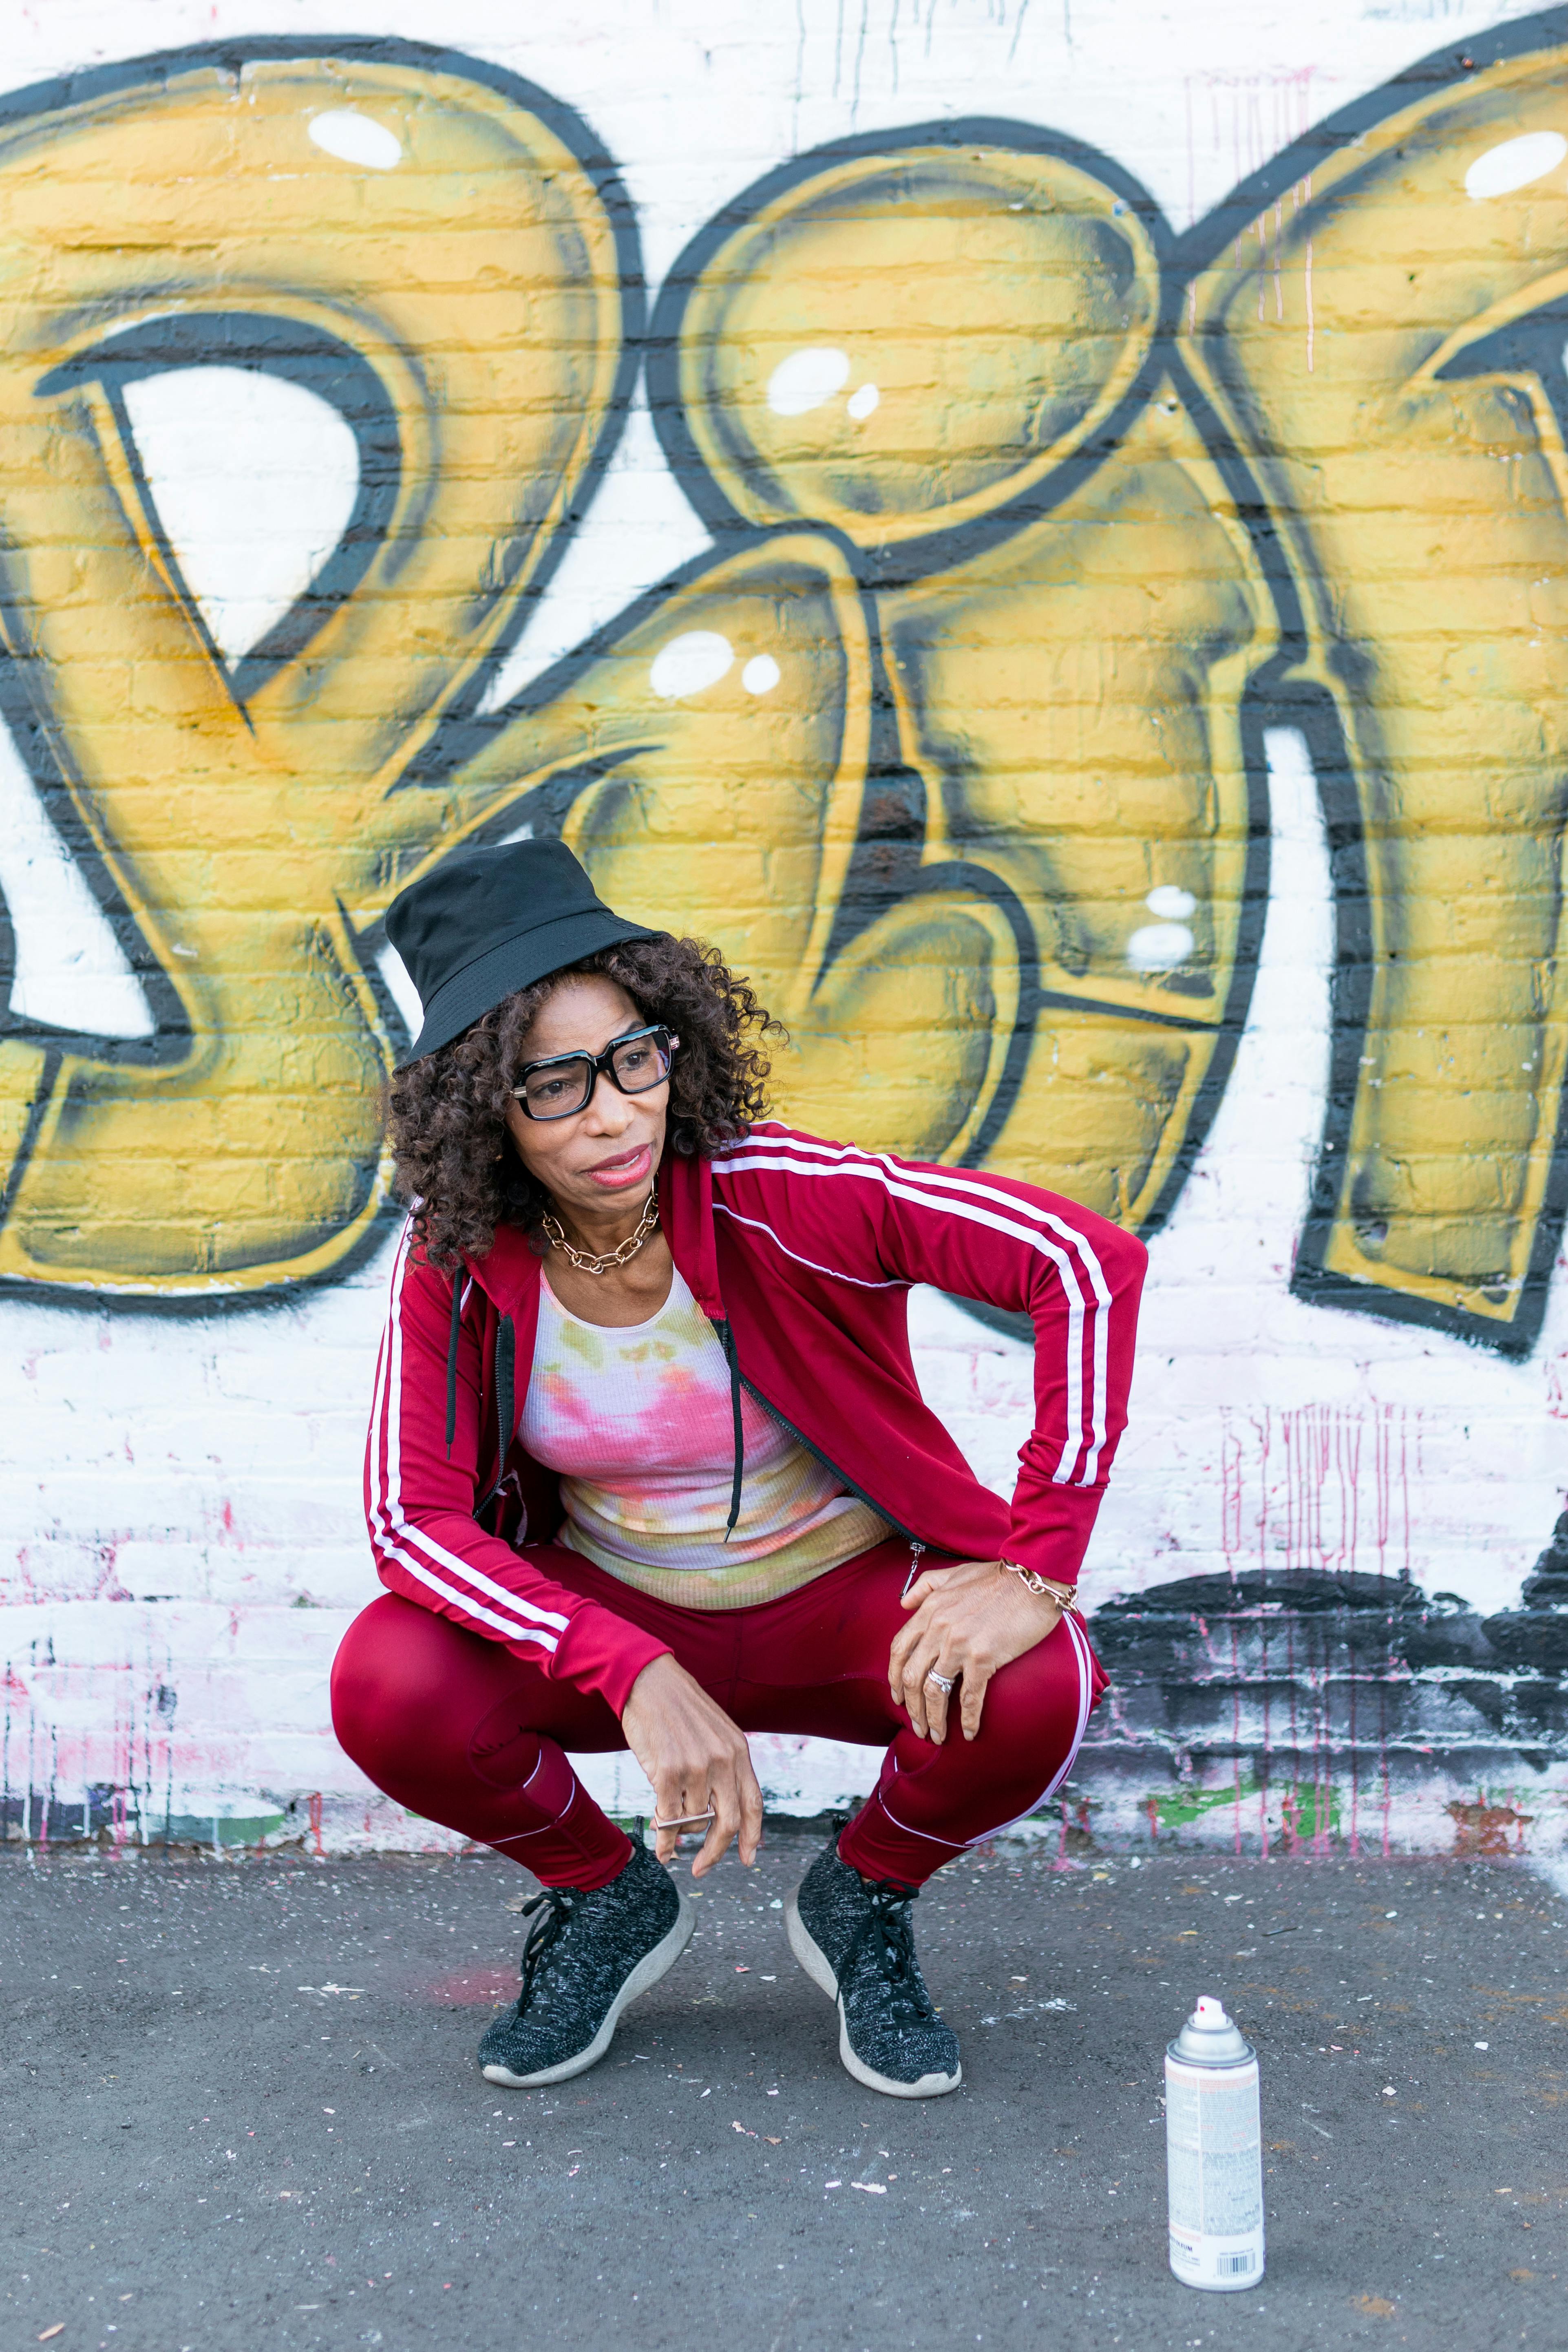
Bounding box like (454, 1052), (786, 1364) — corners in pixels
(2, 0), (1565, 1855)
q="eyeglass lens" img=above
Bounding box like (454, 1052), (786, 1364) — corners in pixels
(519, 1031), (671, 1120)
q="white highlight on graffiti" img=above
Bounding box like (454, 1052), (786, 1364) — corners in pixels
(649, 630), (734, 699)
(0, 721), (155, 1039)
(1145, 884), (1197, 919)
(742, 654), (782, 693)
(121, 368), (360, 673)
(308, 110), (403, 170)
(767, 347), (852, 416)
(846, 382), (880, 420)
(375, 942), (424, 1042)
(1464, 130), (1567, 201)
(1126, 920), (1193, 972)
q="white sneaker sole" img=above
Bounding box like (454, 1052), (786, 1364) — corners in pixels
(784, 1884), (962, 2099)
(481, 1895), (695, 2088)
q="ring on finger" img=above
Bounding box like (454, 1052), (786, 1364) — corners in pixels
(925, 1670), (956, 1695)
(649, 1805), (717, 1832)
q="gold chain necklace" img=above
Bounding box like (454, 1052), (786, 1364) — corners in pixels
(541, 1188), (660, 1275)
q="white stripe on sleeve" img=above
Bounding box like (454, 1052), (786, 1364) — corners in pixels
(712, 1142), (1104, 1484)
(717, 1129), (1112, 1474)
(368, 1225), (566, 1648)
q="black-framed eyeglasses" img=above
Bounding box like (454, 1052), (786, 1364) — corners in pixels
(510, 1025), (679, 1122)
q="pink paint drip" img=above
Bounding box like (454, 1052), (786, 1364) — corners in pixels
(1216, 1403), (1417, 1857)
(1049, 1792), (1091, 1873)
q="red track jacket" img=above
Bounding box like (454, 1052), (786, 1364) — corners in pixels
(364, 1122), (1146, 1714)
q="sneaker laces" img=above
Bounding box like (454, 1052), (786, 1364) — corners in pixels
(841, 1879), (936, 2023)
(514, 1885), (581, 2012)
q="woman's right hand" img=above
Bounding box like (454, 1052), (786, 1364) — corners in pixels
(621, 1653), (764, 1877)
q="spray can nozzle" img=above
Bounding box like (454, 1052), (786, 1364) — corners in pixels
(1169, 1996), (1256, 2069)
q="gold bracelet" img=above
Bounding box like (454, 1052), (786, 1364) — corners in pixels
(999, 1559), (1078, 1610)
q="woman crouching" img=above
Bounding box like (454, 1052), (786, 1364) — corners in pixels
(331, 838), (1145, 2098)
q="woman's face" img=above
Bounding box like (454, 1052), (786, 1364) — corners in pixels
(502, 974), (670, 1221)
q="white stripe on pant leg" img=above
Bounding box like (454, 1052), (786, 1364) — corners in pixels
(957, 1610), (1096, 1849)
(870, 1792), (969, 1852)
(489, 1769), (584, 1848)
(862, 1740), (967, 1853)
(864, 1625), (1093, 1858)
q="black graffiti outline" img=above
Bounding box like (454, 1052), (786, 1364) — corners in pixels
(643, 117), (1272, 1347)
(0, 19), (1564, 1348)
(633, 28), (1568, 1357)
(644, 114), (1174, 590)
(413, 498), (1052, 1241)
(0, 33), (645, 1316)
(40, 314), (405, 716)
(1164, 3), (1568, 1358)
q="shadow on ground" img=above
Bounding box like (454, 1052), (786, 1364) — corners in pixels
(3, 1828), (1565, 2350)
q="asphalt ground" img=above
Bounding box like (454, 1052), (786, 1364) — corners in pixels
(4, 1829), (1566, 2352)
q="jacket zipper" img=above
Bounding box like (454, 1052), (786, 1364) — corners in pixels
(729, 1355), (922, 1548)
(481, 1310), (517, 1534)
(482, 1289), (925, 1551)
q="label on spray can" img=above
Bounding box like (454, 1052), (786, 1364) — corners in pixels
(1165, 1999), (1265, 2291)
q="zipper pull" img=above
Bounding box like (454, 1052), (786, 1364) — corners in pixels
(901, 1540), (926, 1600)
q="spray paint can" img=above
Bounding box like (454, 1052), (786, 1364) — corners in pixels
(1165, 1995), (1265, 2291)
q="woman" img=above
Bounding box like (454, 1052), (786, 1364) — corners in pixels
(332, 837), (1144, 2099)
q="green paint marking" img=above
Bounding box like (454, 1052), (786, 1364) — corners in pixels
(1143, 1778), (1343, 1840)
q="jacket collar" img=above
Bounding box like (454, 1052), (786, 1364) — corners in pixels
(464, 1217), (542, 1318)
(660, 1143), (724, 1319)
(463, 1141), (724, 1321)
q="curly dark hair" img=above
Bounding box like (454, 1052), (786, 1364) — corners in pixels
(387, 935), (781, 1269)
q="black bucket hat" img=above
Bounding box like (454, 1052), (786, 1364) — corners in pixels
(385, 838), (658, 1064)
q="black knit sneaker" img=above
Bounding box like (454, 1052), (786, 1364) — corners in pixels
(785, 1834), (961, 2098)
(478, 1840), (692, 2088)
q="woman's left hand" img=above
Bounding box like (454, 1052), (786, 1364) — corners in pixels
(888, 1558), (1066, 1744)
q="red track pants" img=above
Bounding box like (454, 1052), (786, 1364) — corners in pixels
(331, 1537), (1105, 1890)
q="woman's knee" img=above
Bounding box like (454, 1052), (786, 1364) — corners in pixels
(330, 1595), (492, 1776)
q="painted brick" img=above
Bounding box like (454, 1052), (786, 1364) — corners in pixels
(2, 0), (1566, 1863)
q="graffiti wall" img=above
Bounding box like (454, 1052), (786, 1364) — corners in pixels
(4, 0), (1568, 1858)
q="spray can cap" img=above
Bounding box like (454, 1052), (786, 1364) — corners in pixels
(1168, 1994), (1256, 2068)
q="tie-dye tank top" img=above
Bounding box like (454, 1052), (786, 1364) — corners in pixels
(518, 1265), (889, 1609)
